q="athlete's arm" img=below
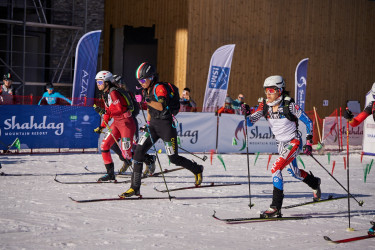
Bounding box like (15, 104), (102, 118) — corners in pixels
(247, 101), (265, 126)
(107, 90), (128, 117)
(37, 92), (47, 105)
(147, 85), (167, 111)
(290, 103), (313, 136)
(55, 92), (72, 104)
(349, 111), (370, 127)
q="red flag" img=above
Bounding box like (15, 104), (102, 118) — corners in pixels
(331, 161), (336, 175)
(210, 149), (215, 165)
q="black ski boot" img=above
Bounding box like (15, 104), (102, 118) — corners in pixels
(261, 187), (284, 218)
(98, 163), (116, 182)
(303, 171), (321, 201)
(143, 154), (156, 177)
(193, 161), (204, 186)
(118, 159), (132, 175)
(119, 162), (142, 198)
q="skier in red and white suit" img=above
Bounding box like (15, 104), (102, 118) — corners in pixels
(94, 70), (136, 182)
(242, 75), (321, 218)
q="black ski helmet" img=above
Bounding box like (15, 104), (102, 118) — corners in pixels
(135, 62), (156, 80)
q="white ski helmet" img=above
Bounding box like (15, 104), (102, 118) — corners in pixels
(371, 82), (375, 95)
(263, 75), (285, 89)
(95, 71), (114, 82)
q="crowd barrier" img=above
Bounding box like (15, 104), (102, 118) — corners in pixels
(1, 105), (373, 154)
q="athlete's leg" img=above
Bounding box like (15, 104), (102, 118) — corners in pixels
(156, 120), (203, 185)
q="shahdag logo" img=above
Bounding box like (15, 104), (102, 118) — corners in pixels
(297, 76), (306, 88)
(234, 120), (275, 151)
(209, 66), (230, 90)
(3, 116), (64, 135)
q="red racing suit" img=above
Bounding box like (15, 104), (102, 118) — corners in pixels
(100, 87), (136, 164)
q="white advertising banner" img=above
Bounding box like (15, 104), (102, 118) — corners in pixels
(202, 44), (235, 112)
(322, 116), (363, 146)
(363, 93), (375, 155)
(106, 113), (310, 155)
(136, 112), (217, 153)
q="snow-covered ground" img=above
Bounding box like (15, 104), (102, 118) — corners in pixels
(0, 152), (374, 249)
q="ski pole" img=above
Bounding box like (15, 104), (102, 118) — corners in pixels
(244, 116), (254, 209)
(346, 108), (352, 230)
(309, 154), (364, 206)
(178, 146), (207, 161)
(138, 105), (172, 200)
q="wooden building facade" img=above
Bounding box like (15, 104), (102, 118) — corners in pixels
(103, 0), (375, 117)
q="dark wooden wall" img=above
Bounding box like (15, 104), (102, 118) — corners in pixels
(104, 0), (375, 117)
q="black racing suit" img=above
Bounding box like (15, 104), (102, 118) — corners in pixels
(130, 82), (202, 191)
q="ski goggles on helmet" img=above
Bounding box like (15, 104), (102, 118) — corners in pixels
(264, 88), (279, 95)
(96, 80), (105, 85)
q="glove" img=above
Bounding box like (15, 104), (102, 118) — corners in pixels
(344, 108), (354, 120)
(94, 127), (103, 134)
(241, 104), (251, 117)
(303, 135), (313, 155)
(140, 123), (149, 132)
(303, 144), (312, 155)
(94, 105), (106, 115)
(135, 94), (142, 103)
(144, 95), (152, 103)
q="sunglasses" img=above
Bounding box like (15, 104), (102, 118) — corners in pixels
(238, 96), (244, 99)
(138, 78), (147, 84)
(138, 77), (154, 84)
(264, 88), (279, 95)
(96, 80), (105, 85)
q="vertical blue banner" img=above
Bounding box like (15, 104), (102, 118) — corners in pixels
(72, 30), (102, 106)
(202, 44), (235, 112)
(295, 58), (309, 111)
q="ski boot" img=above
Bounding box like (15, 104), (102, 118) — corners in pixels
(261, 206), (281, 218)
(194, 164), (204, 186)
(119, 187), (140, 198)
(303, 171), (321, 201)
(143, 154), (156, 177)
(369, 222), (375, 236)
(312, 178), (321, 202)
(118, 159), (132, 175)
(120, 162), (143, 198)
(261, 187), (284, 218)
(98, 163), (116, 182)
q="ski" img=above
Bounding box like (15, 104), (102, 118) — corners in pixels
(154, 182), (241, 193)
(212, 211), (308, 224)
(69, 195), (176, 203)
(84, 166), (131, 176)
(282, 195), (347, 209)
(83, 166), (106, 175)
(323, 234), (375, 244)
(54, 174), (130, 184)
(54, 167), (184, 184)
(116, 167), (185, 179)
